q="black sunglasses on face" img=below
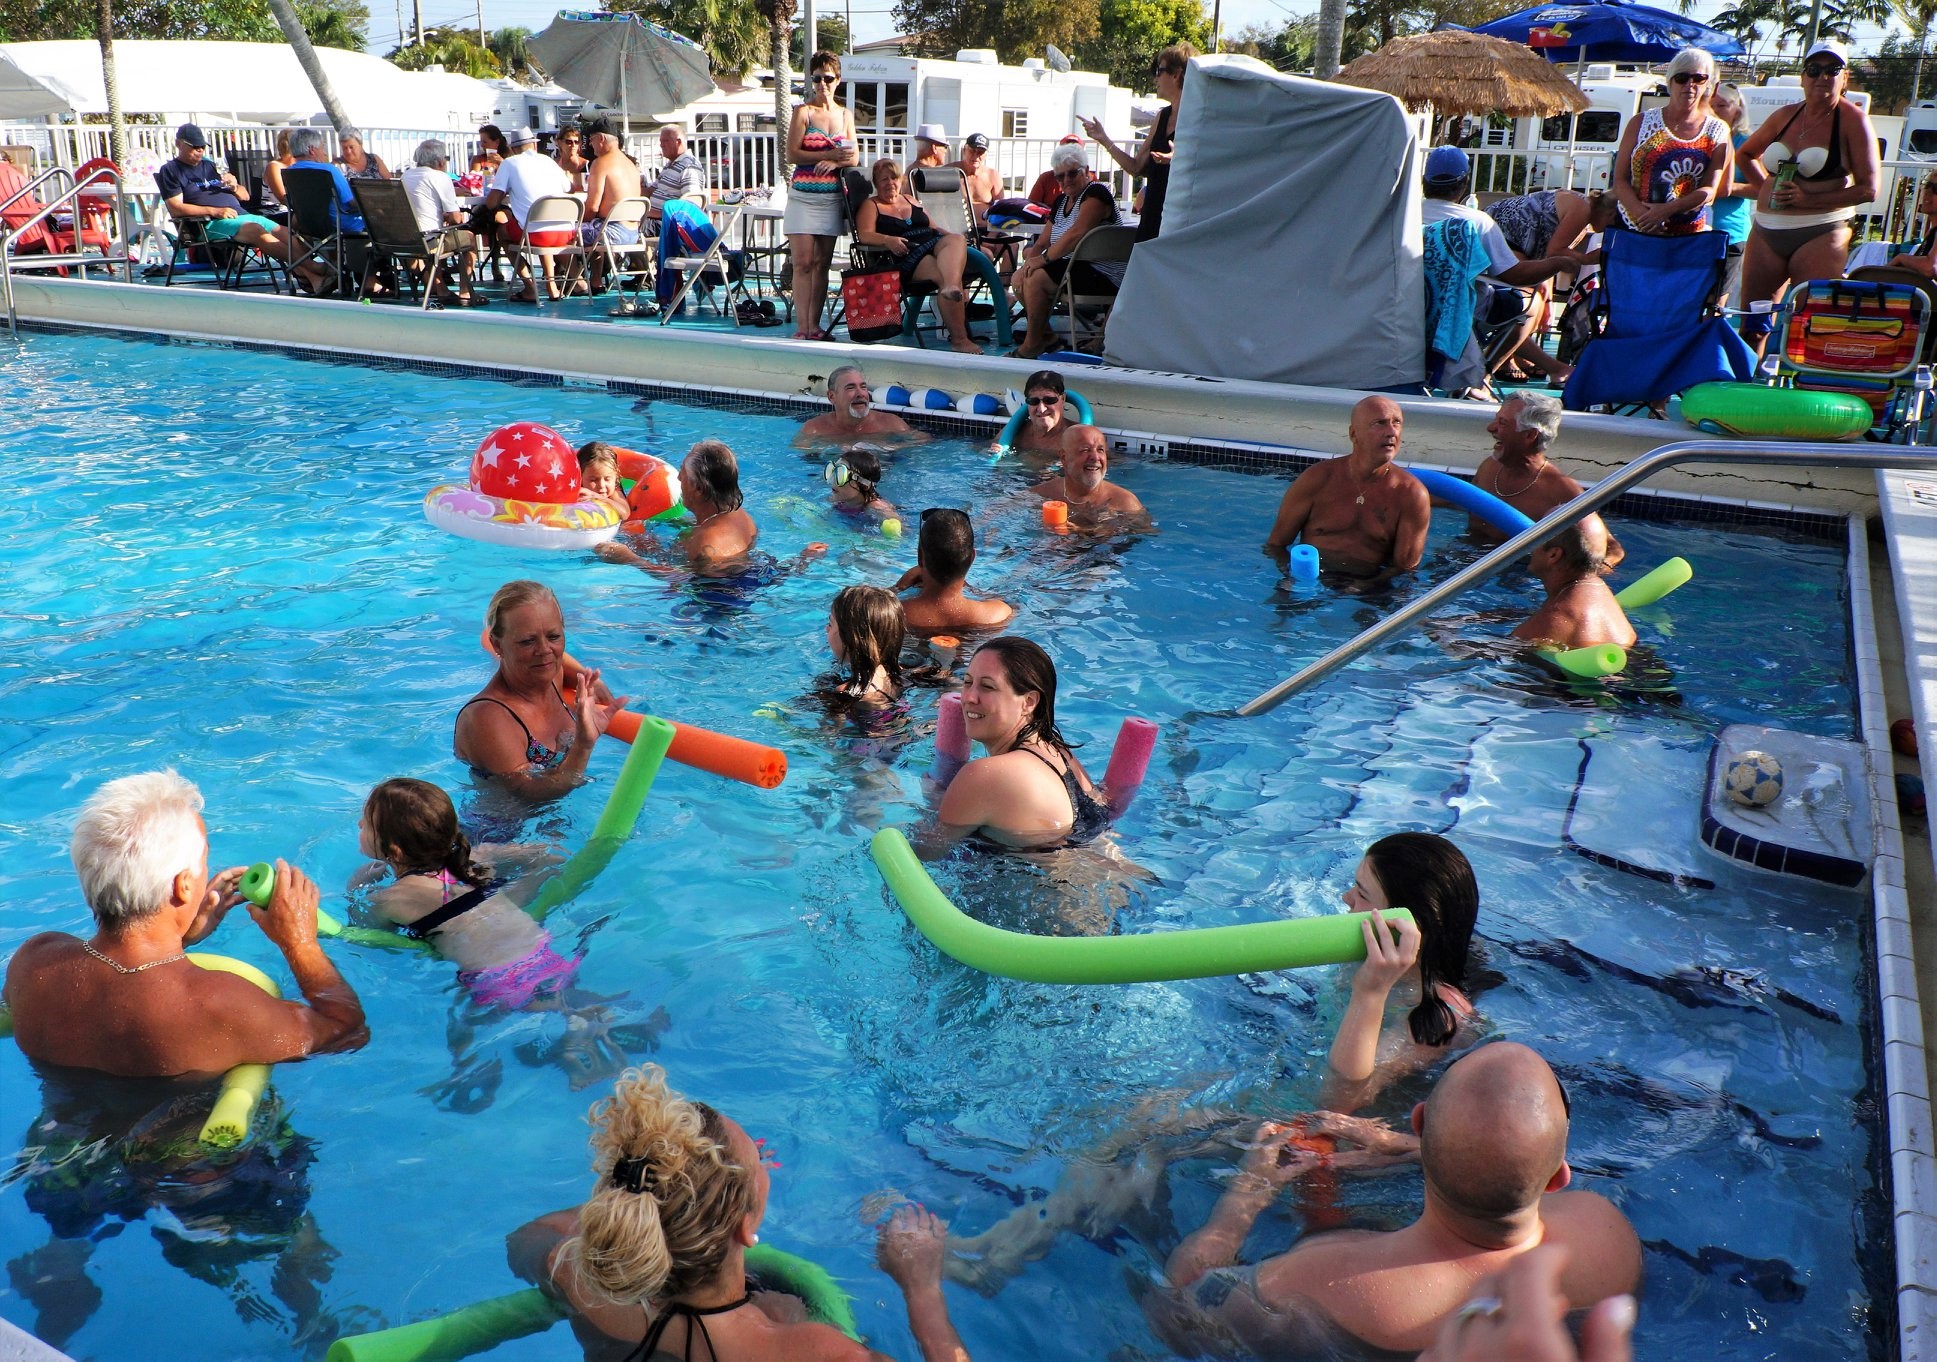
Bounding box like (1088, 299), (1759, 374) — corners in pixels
(1026, 394), (1062, 407)
(1802, 62), (1843, 77)
(1671, 72), (1708, 84)
(813, 74), (839, 83)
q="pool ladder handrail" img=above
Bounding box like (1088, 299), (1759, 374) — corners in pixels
(1239, 437), (1937, 717)
(2, 163), (132, 337)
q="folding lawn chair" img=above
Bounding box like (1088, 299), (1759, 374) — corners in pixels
(282, 165), (368, 293)
(659, 197), (748, 324)
(515, 193), (586, 299)
(159, 208), (286, 292)
(594, 195), (656, 307)
(1773, 275), (1933, 441)
(908, 166), (1013, 349)
(1562, 229), (1755, 414)
(1052, 222), (1135, 354)
(1423, 216), (1492, 394)
(352, 177), (463, 308)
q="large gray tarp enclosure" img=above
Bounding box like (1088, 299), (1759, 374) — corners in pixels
(1104, 56), (1424, 391)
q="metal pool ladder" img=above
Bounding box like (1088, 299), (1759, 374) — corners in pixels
(1239, 438), (1937, 717)
(2, 162), (132, 337)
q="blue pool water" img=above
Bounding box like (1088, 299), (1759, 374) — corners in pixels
(0, 330), (1884, 1359)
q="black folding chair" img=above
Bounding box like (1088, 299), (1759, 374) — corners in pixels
(352, 178), (463, 308)
(282, 165), (368, 293)
(159, 212), (286, 292)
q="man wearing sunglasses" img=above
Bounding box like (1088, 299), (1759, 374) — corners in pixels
(795, 364), (925, 445)
(1154, 1041), (1641, 1358)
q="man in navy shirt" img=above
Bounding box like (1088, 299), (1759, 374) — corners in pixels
(156, 123), (326, 292)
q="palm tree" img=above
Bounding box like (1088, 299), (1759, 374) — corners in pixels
(489, 25), (534, 78)
(265, 0), (355, 133)
(94, 0), (124, 168)
(759, 0), (796, 139)
(1894, 0), (1937, 98)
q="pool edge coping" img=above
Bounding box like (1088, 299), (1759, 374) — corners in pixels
(1850, 510), (1937, 1361)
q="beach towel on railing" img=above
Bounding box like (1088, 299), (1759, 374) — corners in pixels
(656, 198), (718, 305)
(1423, 217), (1489, 365)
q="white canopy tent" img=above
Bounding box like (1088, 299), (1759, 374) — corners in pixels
(1104, 56), (1426, 391)
(0, 40), (497, 129)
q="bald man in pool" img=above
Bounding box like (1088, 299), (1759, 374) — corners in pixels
(1148, 1041), (1642, 1358)
(1262, 395), (1431, 582)
(1030, 425), (1146, 525)
(4, 770), (368, 1077)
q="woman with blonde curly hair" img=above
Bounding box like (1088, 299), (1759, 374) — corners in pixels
(510, 1065), (972, 1360)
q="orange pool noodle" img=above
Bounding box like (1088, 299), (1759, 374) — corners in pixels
(1041, 500), (1069, 528)
(567, 689), (786, 789)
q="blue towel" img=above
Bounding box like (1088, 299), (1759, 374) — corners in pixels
(1424, 218), (1489, 363)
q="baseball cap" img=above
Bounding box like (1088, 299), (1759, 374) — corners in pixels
(175, 122), (207, 148)
(508, 126), (538, 145)
(1802, 38), (1848, 66)
(580, 114), (616, 137)
(965, 132), (990, 151)
(1424, 144), (1470, 185)
(1058, 134), (1083, 145)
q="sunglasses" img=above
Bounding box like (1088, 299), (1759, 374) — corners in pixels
(1671, 72), (1709, 85)
(813, 73), (840, 83)
(1026, 394), (1063, 407)
(1802, 62), (1843, 77)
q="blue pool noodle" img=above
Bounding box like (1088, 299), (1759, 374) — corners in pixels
(1289, 544), (1320, 581)
(1409, 468), (1534, 537)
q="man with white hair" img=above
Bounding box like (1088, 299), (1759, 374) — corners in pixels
(644, 124), (707, 233)
(795, 364), (923, 445)
(3, 770), (368, 1077)
(1471, 393), (1581, 539)
(401, 138), (484, 306)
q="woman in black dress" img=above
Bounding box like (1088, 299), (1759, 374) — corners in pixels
(854, 158), (981, 353)
(1081, 42), (1195, 241)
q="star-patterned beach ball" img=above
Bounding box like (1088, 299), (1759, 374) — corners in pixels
(471, 423), (581, 505)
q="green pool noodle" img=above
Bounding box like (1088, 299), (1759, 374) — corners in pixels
(525, 714), (677, 924)
(746, 1242), (861, 1340)
(245, 864), (435, 955)
(324, 1288), (565, 1362)
(1542, 643), (1629, 678)
(870, 828), (1414, 984)
(185, 953), (280, 1149)
(1614, 557), (1692, 610)
(322, 1243), (856, 1362)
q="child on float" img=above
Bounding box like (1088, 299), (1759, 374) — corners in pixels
(824, 448), (898, 525)
(354, 777), (576, 1008)
(575, 441), (630, 518)
(822, 584), (905, 716)
(1320, 831), (1482, 1114)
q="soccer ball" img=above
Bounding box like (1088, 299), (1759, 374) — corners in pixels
(1724, 751), (1784, 808)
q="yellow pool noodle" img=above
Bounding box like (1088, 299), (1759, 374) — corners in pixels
(186, 953), (281, 1150)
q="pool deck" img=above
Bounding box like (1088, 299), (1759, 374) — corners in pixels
(9, 270), (1937, 1360)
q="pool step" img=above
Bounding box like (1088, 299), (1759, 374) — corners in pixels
(1699, 724), (1875, 889)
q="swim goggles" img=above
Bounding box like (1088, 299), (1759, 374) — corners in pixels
(825, 459), (854, 487)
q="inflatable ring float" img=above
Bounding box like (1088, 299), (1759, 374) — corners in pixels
(424, 422), (623, 551)
(870, 828), (1413, 984)
(1680, 382), (1873, 441)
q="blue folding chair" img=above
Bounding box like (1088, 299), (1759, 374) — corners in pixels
(1562, 229), (1755, 413)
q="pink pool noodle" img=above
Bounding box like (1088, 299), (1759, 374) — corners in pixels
(1102, 717), (1159, 814)
(931, 692), (971, 787)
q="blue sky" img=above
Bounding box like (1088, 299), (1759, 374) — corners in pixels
(362, 0), (1905, 77)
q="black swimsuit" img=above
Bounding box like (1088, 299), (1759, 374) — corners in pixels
(1024, 745), (1113, 847)
(624, 1293), (752, 1362)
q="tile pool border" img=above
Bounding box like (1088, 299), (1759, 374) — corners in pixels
(1849, 513), (1937, 1362)
(14, 320), (1854, 543)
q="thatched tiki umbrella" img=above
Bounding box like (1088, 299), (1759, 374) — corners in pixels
(1335, 30), (1590, 119)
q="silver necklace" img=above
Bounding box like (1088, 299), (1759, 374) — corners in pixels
(80, 939), (185, 974)
(1496, 459), (1546, 499)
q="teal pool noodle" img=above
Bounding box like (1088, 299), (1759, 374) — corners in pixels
(526, 715), (676, 923)
(324, 1288), (564, 1362)
(870, 828), (1412, 984)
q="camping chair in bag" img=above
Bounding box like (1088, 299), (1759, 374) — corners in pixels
(352, 178), (462, 309)
(282, 165), (368, 293)
(1562, 229), (1754, 414)
(1052, 223), (1135, 354)
(658, 197), (749, 323)
(1773, 275), (1933, 441)
(907, 166), (1013, 349)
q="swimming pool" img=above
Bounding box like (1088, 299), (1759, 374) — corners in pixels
(0, 328), (1887, 1359)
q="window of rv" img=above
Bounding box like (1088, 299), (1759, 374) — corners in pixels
(1912, 127), (1937, 155)
(695, 113), (728, 134)
(1003, 108), (1029, 138)
(848, 82), (910, 132)
(1539, 110), (1622, 145)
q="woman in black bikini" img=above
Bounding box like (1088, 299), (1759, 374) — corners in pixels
(509, 1065), (970, 1361)
(1736, 39), (1879, 343)
(932, 637), (1114, 853)
(854, 159), (981, 353)
(453, 580), (625, 803)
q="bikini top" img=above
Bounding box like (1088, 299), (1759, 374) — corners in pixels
(1023, 744), (1113, 847)
(456, 691), (570, 774)
(1761, 102), (1844, 183)
(395, 868), (508, 940)
(624, 1292), (752, 1362)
